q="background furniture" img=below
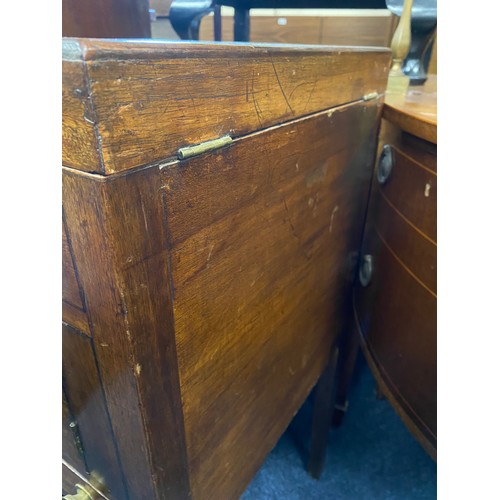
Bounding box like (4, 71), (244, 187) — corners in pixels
(169, 0), (387, 40)
(62, 38), (391, 499)
(198, 8), (397, 47)
(386, 0), (437, 84)
(169, 0), (436, 83)
(62, 0), (152, 37)
(339, 76), (437, 457)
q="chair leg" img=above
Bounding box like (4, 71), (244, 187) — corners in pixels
(233, 8), (250, 41)
(213, 4), (222, 41)
(307, 346), (339, 479)
(169, 0), (214, 40)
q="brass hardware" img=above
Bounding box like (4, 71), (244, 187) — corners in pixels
(362, 92), (379, 101)
(63, 483), (96, 500)
(63, 471), (107, 500)
(387, 0), (413, 94)
(377, 145), (394, 184)
(177, 135), (232, 160)
(359, 254), (373, 287)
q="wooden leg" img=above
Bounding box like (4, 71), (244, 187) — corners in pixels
(307, 346), (339, 479)
(332, 330), (360, 427)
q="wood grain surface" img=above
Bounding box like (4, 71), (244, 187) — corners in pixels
(161, 98), (382, 498)
(62, 39), (391, 498)
(62, 57), (102, 173)
(62, 38), (390, 174)
(384, 75), (437, 144)
(62, 324), (128, 500)
(63, 167), (191, 500)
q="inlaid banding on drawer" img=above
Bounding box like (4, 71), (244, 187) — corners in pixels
(354, 236), (436, 440)
(368, 189), (436, 294)
(398, 133), (437, 173)
(378, 147), (437, 243)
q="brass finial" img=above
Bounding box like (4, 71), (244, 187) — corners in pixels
(387, 0), (413, 95)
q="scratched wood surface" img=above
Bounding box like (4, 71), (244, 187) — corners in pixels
(161, 98), (382, 498)
(62, 39), (391, 498)
(62, 38), (390, 174)
(62, 57), (101, 173)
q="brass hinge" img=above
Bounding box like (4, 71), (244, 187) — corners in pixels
(362, 92), (379, 101)
(63, 470), (108, 500)
(177, 135), (233, 160)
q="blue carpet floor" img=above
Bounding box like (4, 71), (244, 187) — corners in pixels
(242, 357), (437, 499)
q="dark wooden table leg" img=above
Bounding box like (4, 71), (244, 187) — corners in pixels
(307, 346), (339, 479)
(332, 329), (360, 427)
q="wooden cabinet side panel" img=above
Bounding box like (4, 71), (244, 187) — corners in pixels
(63, 167), (191, 500)
(162, 99), (383, 499)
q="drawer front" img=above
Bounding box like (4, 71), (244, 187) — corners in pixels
(355, 232), (437, 441)
(354, 128), (437, 453)
(368, 182), (436, 295)
(62, 324), (128, 500)
(377, 145), (436, 243)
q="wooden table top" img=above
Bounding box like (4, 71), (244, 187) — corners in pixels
(383, 75), (437, 144)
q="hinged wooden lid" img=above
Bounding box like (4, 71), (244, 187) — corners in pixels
(62, 38), (391, 175)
